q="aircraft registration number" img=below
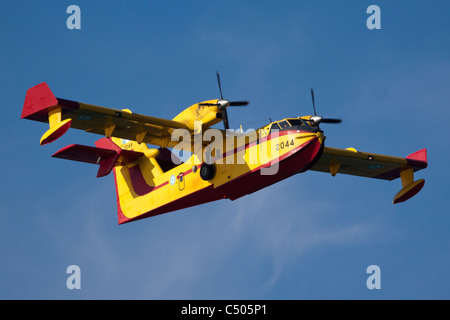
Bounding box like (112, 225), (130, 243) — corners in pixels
(275, 139), (294, 151)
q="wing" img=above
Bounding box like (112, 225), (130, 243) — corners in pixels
(310, 146), (428, 203)
(21, 82), (193, 147)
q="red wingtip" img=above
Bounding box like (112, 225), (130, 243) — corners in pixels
(406, 148), (427, 163)
(22, 82), (58, 120)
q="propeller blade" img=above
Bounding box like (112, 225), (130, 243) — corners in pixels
(221, 109), (230, 130)
(216, 71), (223, 100)
(310, 88), (317, 116)
(201, 72), (249, 130)
(229, 101), (249, 106)
(307, 88), (342, 125)
(322, 118), (342, 124)
(199, 103), (219, 106)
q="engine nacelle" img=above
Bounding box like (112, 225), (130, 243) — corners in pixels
(172, 100), (222, 133)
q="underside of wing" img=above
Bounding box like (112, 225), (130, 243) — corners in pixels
(310, 146), (428, 203)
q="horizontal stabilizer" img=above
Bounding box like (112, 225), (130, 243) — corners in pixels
(52, 144), (116, 164)
(52, 138), (143, 177)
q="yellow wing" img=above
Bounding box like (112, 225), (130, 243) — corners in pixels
(21, 82), (215, 148)
(310, 146), (428, 203)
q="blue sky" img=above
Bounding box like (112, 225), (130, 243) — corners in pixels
(1, 0), (449, 299)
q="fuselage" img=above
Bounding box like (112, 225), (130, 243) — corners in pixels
(114, 117), (325, 224)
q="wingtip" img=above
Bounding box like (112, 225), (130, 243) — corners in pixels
(406, 148), (427, 163)
(22, 82), (58, 120)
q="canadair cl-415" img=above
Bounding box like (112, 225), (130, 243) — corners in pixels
(21, 73), (427, 224)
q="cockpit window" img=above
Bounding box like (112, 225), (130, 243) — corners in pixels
(278, 121), (290, 129)
(269, 122), (280, 133)
(287, 119), (304, 126)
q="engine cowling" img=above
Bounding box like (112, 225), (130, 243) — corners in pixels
(172, 100), (222, 133)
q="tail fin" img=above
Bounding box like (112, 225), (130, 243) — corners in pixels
(109, 138), (168, 224)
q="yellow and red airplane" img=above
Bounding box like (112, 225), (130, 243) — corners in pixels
(21, 74), (427, 224)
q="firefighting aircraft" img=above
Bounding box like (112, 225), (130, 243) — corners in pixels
(21, 73), (427, 224)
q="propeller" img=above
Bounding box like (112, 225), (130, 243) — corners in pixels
(311, 88), (317, 116)
(199, 72), (249, 130)
(308, 88), (342, 125)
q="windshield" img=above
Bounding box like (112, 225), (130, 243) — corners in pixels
(267, 118), (318, 134)
(287, 119), (304, 126)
